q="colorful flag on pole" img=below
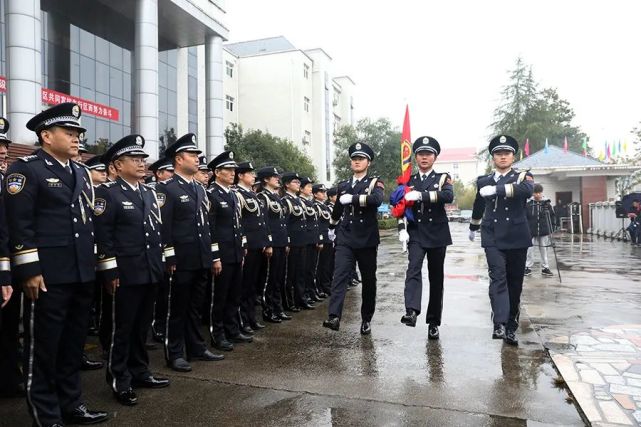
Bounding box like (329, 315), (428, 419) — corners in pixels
(582, 137), (587, 156)
(563, 136), (568, 153)
(544, 138), (549, 154)
(524, 138), (530, 157)
(618, 140), (622, 157)
(399, 105), (412, 185)
(606, 141), (610, 161)
(623, 140), (628, 155)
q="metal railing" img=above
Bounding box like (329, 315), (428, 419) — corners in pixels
(587, 202), (630, 240)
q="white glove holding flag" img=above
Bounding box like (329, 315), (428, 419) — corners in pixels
(479, 186), (497, 197)
(328, 229), (336, 241)
(404, 190), (422, 202)
(468, 230), (476, 241)
(399, 229), (409, 243)
(339, 194), (353, 205)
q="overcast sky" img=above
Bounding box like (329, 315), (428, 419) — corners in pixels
(226, 0), (640, 152)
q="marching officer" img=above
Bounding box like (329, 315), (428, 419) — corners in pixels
(94, 135), (170, 406)
(325, 187), (338, 287)
(282, 172), (311, 311)
(313, 184), (333, 297)
(323, 142), (384, 334)
(398, 136), (453, 339)
(207, 152), (252, 351)
(256, 167), (291, 323)
(300, 177), (324, 303)
(157, 133), (223, 373)
(468, 135), (534, 346)
(235, 161), (270, 333)
(4, 103), (108, 425)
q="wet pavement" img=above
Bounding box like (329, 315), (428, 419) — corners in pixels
(4, 223), (628, 426)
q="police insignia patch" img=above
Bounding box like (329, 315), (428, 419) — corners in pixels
(156, 193), (166, 208)
(500, 135), (507, 143)
(72, 105), (80, 117)
(6, 174), (26, 195)
(229, 151), (234, 159)
(94, 198), (106, 215)
(356, 143), (362, 149)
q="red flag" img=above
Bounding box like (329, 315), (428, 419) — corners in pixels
(399, 105), (412, 185)
(563, 136), (568, 153)
(524, 138), (530, 157)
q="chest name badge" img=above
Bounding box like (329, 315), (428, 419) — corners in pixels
(46, 178), (62, 188)
(180, 195), (190, 203)
(122, 201), (135, 210)
(220, 201), (229, 208)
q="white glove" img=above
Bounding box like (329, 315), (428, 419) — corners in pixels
(468, 230), (476, 241)
(404, 190), (422, 202)
(479, 186), (497, 197)
(328, 229), (336, 241)
(339, 194), (353, 205)
(399, 229), (409, 243)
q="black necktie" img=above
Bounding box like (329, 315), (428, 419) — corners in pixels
(353, 179), (359, 188)
(133, 187), (142, 199)
(65, 164), (72, 175)
(421, 174), (426, 182)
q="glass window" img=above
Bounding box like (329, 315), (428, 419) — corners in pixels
(123, 50), (131, 74)
(79, 55), (95, 90)
(79, 29), (95, 58)
(225, 95), (234, 111)
(95, 37), (109, 64)
(188, 75), (197, 99)
(109, 44), (122, 69)
(70, 84), (80, 97)
(122, 101), (131, 127)
(167, 65), (176, 90)
(167, 90), (177, 117)
(158, 62), (167, 88)
(95, 92), (109, 106)
(82, 116), (96, 143)
(453, 163), (459, 170)
(304, 96), (310, 113)
(225, 61), (233, 78)
(69, 25), (79, 53)
(303, 130), (311, 145)
(304, 64), (309, 79)
(123, 76), (131, 101)
(95, 62), (109, 95)
(109, 67), (123, 99)
(110, 122), (124, 141)
(70, 51), (80, 84)
(159, 87), (168, 114)
(95, 118), (110, 142)
(166, 49), (177, 65)
(80, 86), (95, 102)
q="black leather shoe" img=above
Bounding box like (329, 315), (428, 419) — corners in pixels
(263, 312), (282, 323)
(241, 325), (255, 335)
(288, 306), (301, 313)
(212, 339), (234, 351)
(400, 309), (417, 327)
(504, 330), (519, 346)
(113, 388), (137, 406)
(317, 291), (328, 299)
(250, 321), (266, 330)
(492, 324), (506, 340)
(62, 404), (109, 424)
(360, 321), (371, 335)
(300, 302), (315, 310)
(168, 358), (192, 372)
(229, 333), (253, 343)
(132, 376), (170, 389)
(428, 324), (440, 340)
(81, 353), (104, 371)
(191, 349), (225, 361)
(277, 312), (292, 321)
(322, 317), (340, 331)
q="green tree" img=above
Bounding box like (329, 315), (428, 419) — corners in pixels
(452, 180), (476, 210)
(159, 127), (177, 155)
(224, 123), (316, 178)
(86, 137), (111, 155)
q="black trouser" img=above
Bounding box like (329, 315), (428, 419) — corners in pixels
(255, 252), (268, 305)
(107, 284), (156, 393)
(265, 247), (286, 314)
(211, 262), (243, 341)
(0, 289), (22, 394)
(23, 282), (93, 426)
(165, 269), (208, 362)
(485, 247), (527, 332)
(316, 243), (334, 294)
(287, 246), (307, 306)
(403, 243), (447, 325)
(304, 244), (319, 299)
(152, 272), (170, 335)
(240, 249), (263, 327)
(328, 245), (377, 321)
(201, 271), (213, 325)
(98, 284), (112, 353)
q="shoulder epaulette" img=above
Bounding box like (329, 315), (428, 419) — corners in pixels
(101, 181), (118, 188)
(18, 155), (39, 163)
(159, 177), (174, 185)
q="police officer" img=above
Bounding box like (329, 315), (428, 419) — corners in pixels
(282, 172), (311, 311)
(398, 136), (453, 339)
(208, 152), (252, 351)
(323, 142), (385, 334)
(313, 184), (332, 297)
(256, 167), (291, 323)
(158, 133), (223, 372)
(235, 161), (270, 333)
(147, 157), (174, 190)
(468, 135), (533, 346)
(325, 187), (338, 288)
(94, 135), (170, 406)
(195, 155), (211, 187)
(300, 177), (324, 303)
(4, 103), (108, 425)
(85, 155), (107, 185)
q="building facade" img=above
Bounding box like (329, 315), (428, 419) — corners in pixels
(0, 0), (228, 161)
(435, 146), (482, 185)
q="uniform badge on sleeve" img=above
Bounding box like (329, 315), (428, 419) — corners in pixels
(6, 173), (26, 195)
(94, 198), (106, 215)
(156, 193), (166, 208)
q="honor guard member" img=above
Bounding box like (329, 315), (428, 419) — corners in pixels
(94, 135), (170, 406)
(325, 187), (338, 287)
(146, 157), (174, 190)
(4, 103), (109, 425)
(235, 161), (270, 333)
(256, 167), (291, 323)
(398, 136), (453, 339)
(208, 152), (252, 351)
(468, 135), (533, 346)
(300, 177), (324, 303)
(282, 172), (311, 311)
(0, 117), (21, 399)
(323, 142), (384, 334)
(158, 134), (223, 373)
(313, 184), (333, 297)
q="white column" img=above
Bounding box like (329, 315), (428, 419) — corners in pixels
(134, 0), (159, 160)
(175, 47), (189, 136)
(5, 0), (42, 144)
(205, 34), (224, 160)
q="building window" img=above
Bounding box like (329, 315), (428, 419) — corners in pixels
(453, 173), (459, 181)
(304, 64), (309, 79)
(225, 61), (234, 78)
(453, 163), (459, 170)
(226, 95), (234, 111)
(304, 96), (310, 113)
(303, 130), (311, 145)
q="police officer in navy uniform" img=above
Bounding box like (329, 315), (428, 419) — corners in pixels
(323, 142), (385, 334)
(4, 103), (108, 425)
(313, 184), (333, 297)
(146, 157), (174, 190)
(235, 161), (270, 333)
(93, 135), (170, 407)
(157, 134), (223, 373)
(256, 167), (290, 322)
(468, 135), (534, 346)
(299, 177), (324, 303)
(207, 152), (252, 351)
(398, 136), (453, 339)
